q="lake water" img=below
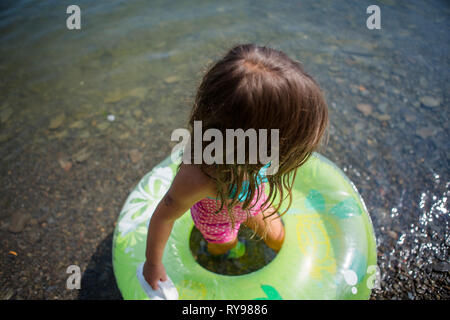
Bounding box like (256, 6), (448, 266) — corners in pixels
(0, 0), (448, 299)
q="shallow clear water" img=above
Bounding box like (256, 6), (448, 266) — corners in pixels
(190, 225), (277, 276)
(0, 0), (448, 299)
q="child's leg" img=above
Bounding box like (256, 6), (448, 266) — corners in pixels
(244, 206), (285, 252)
(207, 237), (238, 256)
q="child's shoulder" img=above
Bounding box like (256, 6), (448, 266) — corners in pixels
(172, 164), (217, 198)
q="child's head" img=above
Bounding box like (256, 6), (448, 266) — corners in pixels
(187, 43), (329, 216)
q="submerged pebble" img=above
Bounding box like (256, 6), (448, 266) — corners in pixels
(48, 113), (65, 129)
(96, 122), (109, 131)
(419, 96), (440, 108)
(78, 130), (90, 139)
(372, 113), (391, 121)
(8, 212), (32, 233)
(58, 158), (72, 171)
(128, 87), (147, 99)
(164, 76), (180, 84)
(73, 147), (91, 163)
(356, 103), (373, 116)
(377, 103), (388, 113)
(104, 90), (126, 103)
(416, 127), (437, 139)
(129, 149), (143, 163)
(69, 120), (84, 129)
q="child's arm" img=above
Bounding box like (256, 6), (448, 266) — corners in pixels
(143, 163), (215, 290)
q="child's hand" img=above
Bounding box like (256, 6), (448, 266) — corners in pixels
(143, 260), (167, 291)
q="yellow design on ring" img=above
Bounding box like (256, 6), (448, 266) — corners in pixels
(296, 214), (338, 278)
(178, 280), (207, 299)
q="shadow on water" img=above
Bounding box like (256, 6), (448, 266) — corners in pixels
(78, 232), (122, 300)
(190, 224), (278, 276)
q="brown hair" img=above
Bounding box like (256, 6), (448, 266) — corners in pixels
(184, 43), (328, 229)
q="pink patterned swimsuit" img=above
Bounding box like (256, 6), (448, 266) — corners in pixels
(190, 182), (269, 244)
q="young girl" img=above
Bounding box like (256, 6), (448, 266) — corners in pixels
(143, 44), (328, 290)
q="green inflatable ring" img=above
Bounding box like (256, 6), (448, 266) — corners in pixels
(112, 152), (377, 299)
